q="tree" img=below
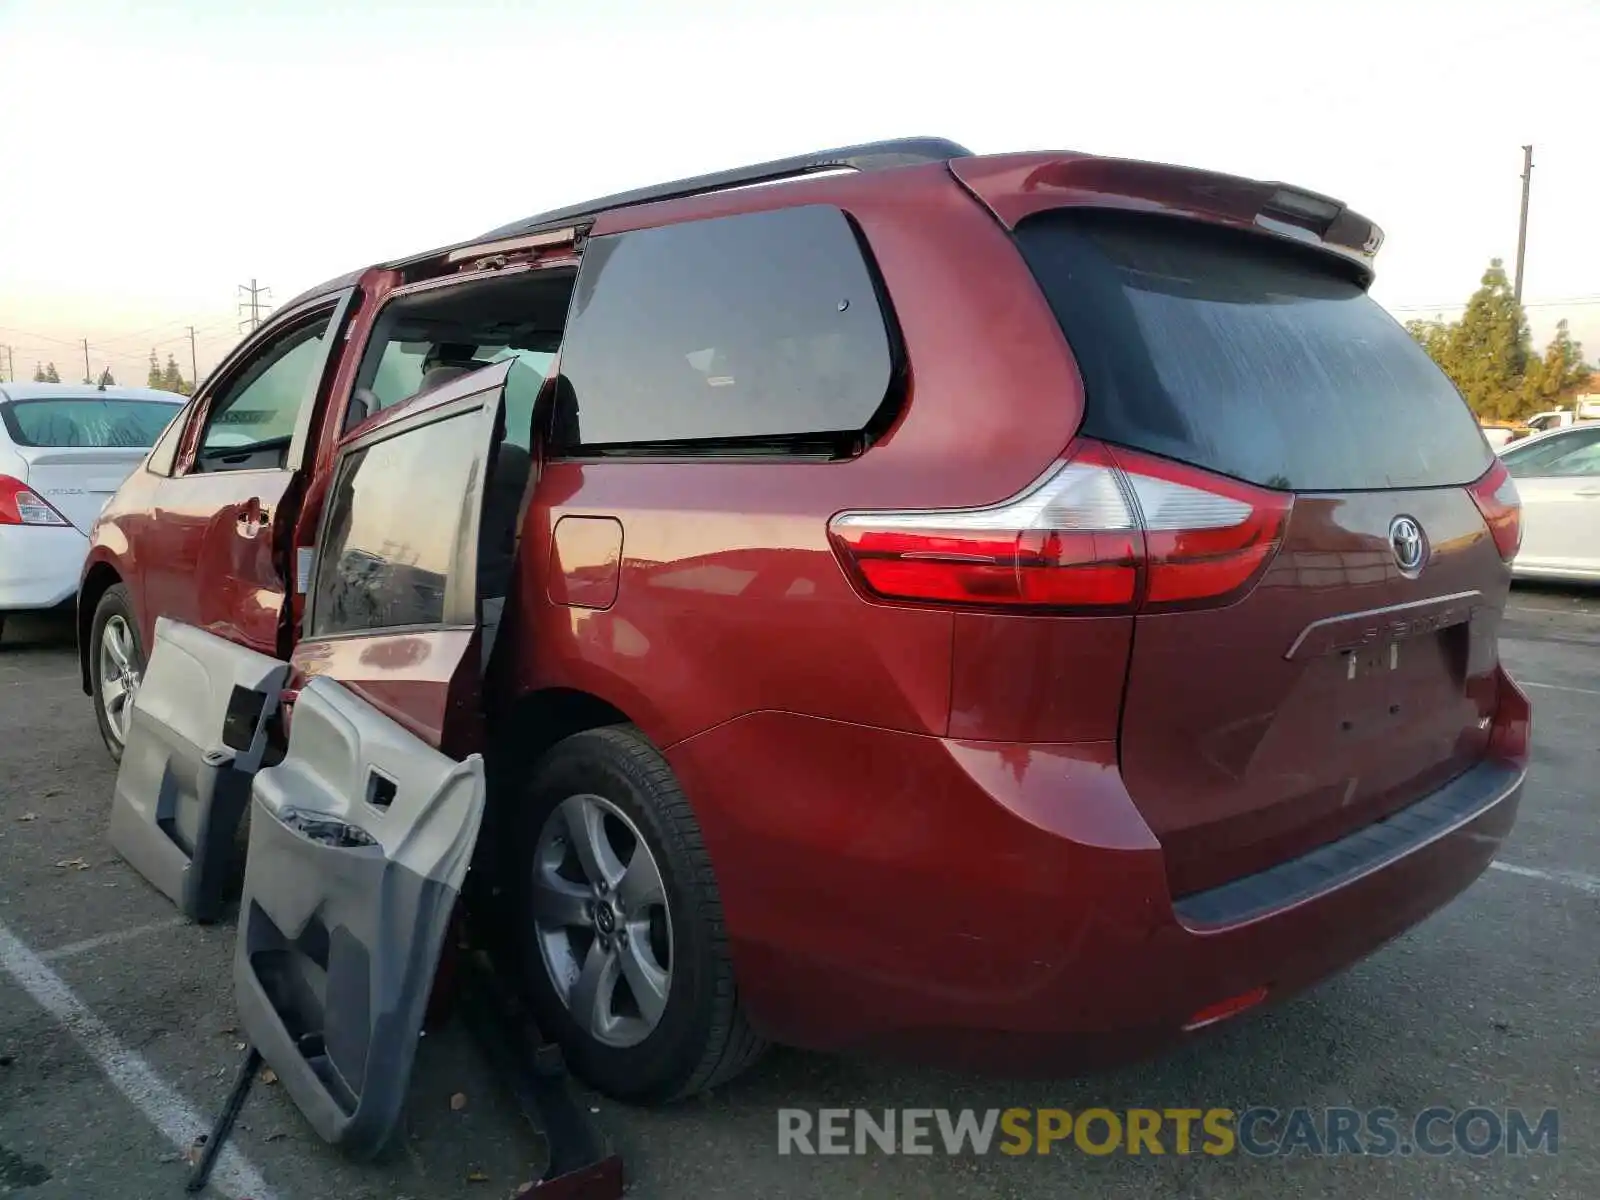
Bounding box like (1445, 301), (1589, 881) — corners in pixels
(1404, 316), (1451, 363)
(97, 367), (116, 388)
(160, 353), (192, 396)
(1520, 319), (1591, 411)
(1403, 258), (1593, 422)
(147, 349), (163, 389)
(33, 362), (61, 383)
(1442, 259), (1530, 422)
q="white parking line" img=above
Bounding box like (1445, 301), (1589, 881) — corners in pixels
(1490, 861), (1600, 898)
(0, 919), (275, 1200)
(39, 916), (187, 962)
(1519, 680), (1600, 698)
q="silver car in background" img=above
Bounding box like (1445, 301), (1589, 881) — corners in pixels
(1499, 422), (1600, 583)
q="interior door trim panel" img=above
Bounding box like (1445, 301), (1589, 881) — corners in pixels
(108, 617), (288, 922)
(233, 674), (486, 1159)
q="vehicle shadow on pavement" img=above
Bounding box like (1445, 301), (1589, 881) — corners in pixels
(0, 611), (77, 653)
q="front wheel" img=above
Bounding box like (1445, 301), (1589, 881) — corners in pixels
(89, 584), (144, 763)
(509, 725), (766, 1103)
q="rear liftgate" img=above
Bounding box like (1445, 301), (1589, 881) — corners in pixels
(108, 617), (287, 923)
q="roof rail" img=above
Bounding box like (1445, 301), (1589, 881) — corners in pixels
(481, 136), (973, 239)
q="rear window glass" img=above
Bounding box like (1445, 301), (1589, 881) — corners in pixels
(1014, 211), (1492, 491)
(555, 205), (895, 451)
(2, 398), (181, 449)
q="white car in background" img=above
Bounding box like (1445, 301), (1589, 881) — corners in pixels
(0, 382), (185, 642)
(1498, 422), (1600, 583)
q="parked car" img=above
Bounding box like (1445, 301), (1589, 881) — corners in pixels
(81, 139), (1531, 1125)
(1498, 422), (1600, 582)
(0, 382), (184, 644)
(1480, 421), (1526, 449)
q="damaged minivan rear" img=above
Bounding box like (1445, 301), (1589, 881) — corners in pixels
(90, 140), (1529, 1133)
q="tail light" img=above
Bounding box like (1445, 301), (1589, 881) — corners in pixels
(1467, 459), (1522, 561)
(0, 474), (70, 526)
(828, 440), (1293, 613)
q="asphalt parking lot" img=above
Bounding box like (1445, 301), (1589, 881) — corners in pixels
(0, 591), (1596, 1199)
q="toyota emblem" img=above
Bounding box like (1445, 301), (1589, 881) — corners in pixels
(1390, 515), (1426, 574)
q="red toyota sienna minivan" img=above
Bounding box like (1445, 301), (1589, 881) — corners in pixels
(81, 139), (1530, 1107)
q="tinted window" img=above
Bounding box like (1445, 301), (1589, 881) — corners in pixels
(1015, 211), (1493, 491)
(310, 412), (483, 636)
(198, 318), (331, 468)
(1502, 427), (1600, 477)
(2, 398), (182, 448)
(1546, 442), (1600, 476)
(556, 205), (893, 450)
(367, 343), (551, 449)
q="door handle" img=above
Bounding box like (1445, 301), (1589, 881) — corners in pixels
(1574, 489), (1600, 498)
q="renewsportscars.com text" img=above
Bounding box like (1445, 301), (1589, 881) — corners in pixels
(777, 1106), (1559, 1158)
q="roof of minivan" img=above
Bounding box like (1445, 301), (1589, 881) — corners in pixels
(0, 382), (185, 404)
(278, 138), (974, 314)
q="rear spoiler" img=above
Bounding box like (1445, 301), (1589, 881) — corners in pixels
(950, 153), (1383, 281)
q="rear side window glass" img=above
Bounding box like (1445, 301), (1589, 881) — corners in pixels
(555, 205), (894, 451)
(1015, 211), (1493, 491)
(2, 398), (183, 448)
(1502, 428), (1600, 477)
(310, 413), (482, 637)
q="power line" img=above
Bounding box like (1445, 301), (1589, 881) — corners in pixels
(1389, 296), (1600, 314)
(0, 324), (85, 349)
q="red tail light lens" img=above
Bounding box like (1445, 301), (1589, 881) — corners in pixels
(1467, 459), (1522, 561)
(0, 474), (70, 526)
(828, 440), (1292, 612)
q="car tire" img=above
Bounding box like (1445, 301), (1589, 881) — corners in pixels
(89, 584), (145, 764)
(508, 725), (767, 1104)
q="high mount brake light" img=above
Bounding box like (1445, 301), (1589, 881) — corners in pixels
(827, 440), (1293, 613)
(1467, 458), (1522, 562)
(0, 475), (71, 527)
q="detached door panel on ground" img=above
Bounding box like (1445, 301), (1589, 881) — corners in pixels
(107, 617), (288, 922)
(233, 365), (516, 1158)
(233, 674), (485, 1158)
(110, 333), (518, 1160)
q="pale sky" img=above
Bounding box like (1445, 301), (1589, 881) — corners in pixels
(2, 0), (1597, 386)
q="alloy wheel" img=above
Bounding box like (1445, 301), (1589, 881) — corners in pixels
(98, 615), (141, 747)
(531, 793), (674, 1049)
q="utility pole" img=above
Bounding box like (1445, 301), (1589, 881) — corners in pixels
(82, 338), (92, 385)
(188, 325), (199, 391)
(238, 279), (272, 332)
(1, 345), (12, 383)
(1513, 144), (1533, 304)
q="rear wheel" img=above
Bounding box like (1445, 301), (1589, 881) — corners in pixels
(509, 725), (766, 1103)
(90, 584), (144, 763)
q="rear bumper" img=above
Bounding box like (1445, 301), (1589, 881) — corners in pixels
(667, 668), (1530, 1073)
(0, 525), (88, 611)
